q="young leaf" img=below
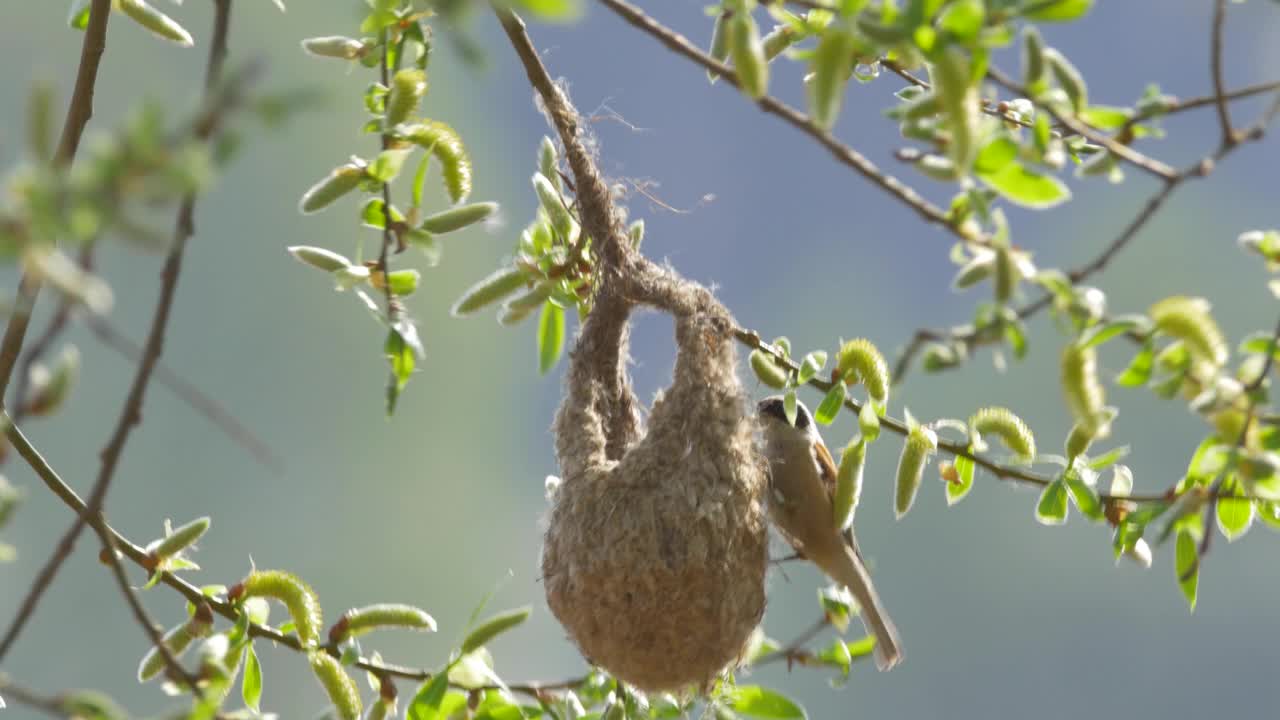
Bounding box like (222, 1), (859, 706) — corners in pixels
(977, 162), (1071, 209)
(117, 0), (194, 47)
(1035, 478), (1069, 525)
(814, 381), (846, 426)
(727, 686), (807, 720)
(407, 673), (449, 720)
(1065, 471), (1103, 520)
(460, 606), (531, 654)
(859, 402), (880, 443)
(1116, 340), (1155, 387)
(1175, 528), (1199, 611)
(1022, 0), (1094, 23)
(537, 301), (565, 375)
(947, 454), (976, 505)
(243, 644), (263, 711)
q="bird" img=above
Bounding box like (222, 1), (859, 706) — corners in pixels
(757, 395), (903, 670)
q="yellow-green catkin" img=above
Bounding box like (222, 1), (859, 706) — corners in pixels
(836, 338), (890, 407)
(895, 425), (938, 519)
(969, 407), (1036, 462)
(1061, 343), (1106, 437)
(309, 651), (362, 720)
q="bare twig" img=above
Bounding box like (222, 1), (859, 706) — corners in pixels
(0, 0), (235, 690)
(12, 246), (95, 421)
(984, 67), (1179, 181)
(752, 616), (832, 667)
(0, 676), (69, 718)
(1195, 312), (1280, 566)
(594, 0), (977, 245)
(3, 410), (588, 698)
(85, 317), (283, 473)
(0, 0), (115, 666)
(892, 79), (1280, 384)
(1210, 0), (1234, 146)
(0, 0), (113, 406)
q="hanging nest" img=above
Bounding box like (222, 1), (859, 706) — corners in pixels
(541, 254), (770, 692)
(505, 34), (770, 690)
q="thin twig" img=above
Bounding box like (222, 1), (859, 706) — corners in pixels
(1195, 312), (1280, 566)
(12, 246), (94, 421)
(594, 0), (978, 245)
(892, 81), (1280, 383)
(0, 676), (69, 718)
(752, 616), (832, 666)
(984, 66), (1179, 181)
(86, 317), (284, 473)
(0, 0), (115, 666)
(0, 0), (113, 406)
(0, 0), (235, 690)
(2, 412), (588, 698)
(1210, 0), (1234, 146)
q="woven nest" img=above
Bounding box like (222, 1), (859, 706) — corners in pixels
(542, 267), (770, 693)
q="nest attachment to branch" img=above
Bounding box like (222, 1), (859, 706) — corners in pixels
(542, 257), (770, 692)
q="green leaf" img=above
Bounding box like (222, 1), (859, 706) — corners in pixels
(68, 0), (92, 29)
(814, 381), (846, 425)
(947, 454), (976, 505)
(117, 0), (194, 47)
(461, 606), (531, 654)
(513, 0), (583, 21)
(1175, 529), (1199, 611)
(784, 390), (799, 427)
(1035, 478), (1069, 525)
(385, 321), (423, 416)
(360, 198), (406, 230)
(1216, 478), (1253, 541)
(408, 673), (450, 720)
(1064, 471), (1103, 520)
(974, 137), (1019, 175)
(1079, 105), (1131, 130)
(858, 402), (880, 442)
(727, 686), (806, 720)
(1116, 340), (1155, 387)
(367, 148), (412, 183)
(977, 161), (1071, 209)
(1077, 315), (1148, 350)
(796, 351), (827, 384)
(537, 301), (565, 375)
(938, 0), (985, 41)
(1086, 446), (1130, 471)
(1238, 331), (1280, 359)
(243, 644), (263, 711)
(1021, 0), (1095, 22)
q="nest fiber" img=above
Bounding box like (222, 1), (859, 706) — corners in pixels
(543, 269), (770, 692)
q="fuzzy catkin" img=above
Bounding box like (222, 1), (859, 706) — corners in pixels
(542, 269), (769, 693)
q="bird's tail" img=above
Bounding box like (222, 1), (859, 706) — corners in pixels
(829, 540), (903, 670)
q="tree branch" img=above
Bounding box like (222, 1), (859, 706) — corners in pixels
(0, 0), (235, 690)
(593, 0), (979, 245)
(0, 0), (115, 666)
(0, 0), (114, 407)
(1210, 0), (1234, 146)
(892, 83), (1280, 384)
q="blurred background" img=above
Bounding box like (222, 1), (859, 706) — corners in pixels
(1, 1), (1279, 718)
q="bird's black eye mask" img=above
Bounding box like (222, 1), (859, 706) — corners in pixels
(757, 397), (810, 430)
